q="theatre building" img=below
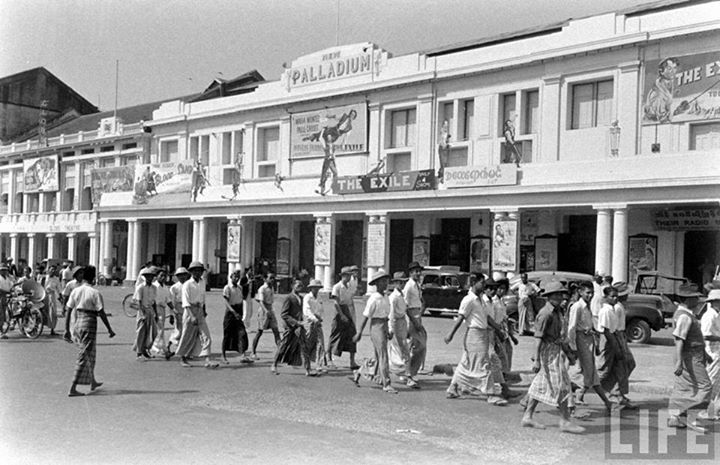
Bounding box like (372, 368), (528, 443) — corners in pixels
(2, 1), (719, 290)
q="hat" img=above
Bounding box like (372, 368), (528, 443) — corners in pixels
(349, 265), (360, 272)
(706, 289), (720, 302)
(174, 267), (190, 276)
(369, 269), (390, 285)
(392, 271), (408, 282)
(307, 279), (323, 288)
(139, 267), (157, 276)
(7, 257), (12, 262)
(677, 283), (703, 298)
(407, 261), (423, 271)
(0, 264), (8, 271)
(542, 280), (569, 297)
(613, 281), (630, 297)
(704, 280), (720, 292)
(71, 266), (83, 278)
(340, 266), (353, 275)
(188, 261), (205, 271)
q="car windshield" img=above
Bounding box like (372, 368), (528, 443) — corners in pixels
(637, 275), (685, 294)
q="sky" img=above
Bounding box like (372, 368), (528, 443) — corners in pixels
(0, 0), (665, 111)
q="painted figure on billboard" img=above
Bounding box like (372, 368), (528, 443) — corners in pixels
(503, 114), (522, 167)
(437, 120), (451, 183)
(143, 166), (158, 196)
(644, 57), (680, 123)
(191, 160), (209, 202)
(222, 153), (244, 201)
(304, 109), (357, 195)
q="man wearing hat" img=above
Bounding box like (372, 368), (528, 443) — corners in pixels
(251, 273), (281, 360)
(132, 266), (158, 360)
(348, 264), (360, 298)
(176, 261), (218, 368)
(0, 263), (14, 338)
(352, 269), (397, 393)
(303, 279), (327, 372)
(221, 270), (251, 364)
(701, 289), (720, 421)
(403, 261), (427, 385)
(522, 281), (585, 434)
(388, 271), (413, 386)
(595, 285), (628, 411)
(60, 260), (74, 288)
(61, 266), (84, 343)
(167, 267), (190, 355)
(328, 266), (358, 369)
(611, 282), (636, 409)
(667, 283), (712, 431)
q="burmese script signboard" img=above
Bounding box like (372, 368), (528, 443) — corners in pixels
(443, 164), (518, 189)
(333, 169), (436, 195)
(654, 208), (720, 230)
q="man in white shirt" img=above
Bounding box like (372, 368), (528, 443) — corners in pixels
(403, 261), (427, 385)
(328, 267), (358, 369)
(595, 285), (625, 409)
(303, 279), (326, 372)
(517, 273), (540, 334)
(167, 267), (190, 354)
(175, 261), (217, 368)
(251, 273), (281, 359)
(701, 289), (720, 420)
(388, 272), (414, 387)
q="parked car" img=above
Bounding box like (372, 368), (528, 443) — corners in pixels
(420, 266), (471, 316)
(506, 271), (665, 344)
(634, 271), (690, 320)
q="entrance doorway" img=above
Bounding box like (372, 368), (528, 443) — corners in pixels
(684, 230), (720, 286)
(298, 221), (315, 276)
(389, 219), (413, 273)
(335, 220), (363, 278)
(558, 215), (596, 274)
(430, 218), (470, 270)
(163, 224), (177, 270)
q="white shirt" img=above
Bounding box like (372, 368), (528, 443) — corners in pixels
(182, 278), (206, 308)
(458, 290), (490, 329)
(257, 283), (274, 307)
(403, 277), (423, 309)
(517, 282), (540, 300)
(389, 288), (407, 319)
(613, 302), (627, 331)
(303, 293), (323, 323)
(363, 292), (391, 319)
(0, 274), (14, 292)
(154, 282), (171, 309)
(701, 305), (720, 358)
(567, 298), (594, 351)
(170, 281), (183, 310)
(66, 283), (104, 313)
(331, 281), (354, 307)
(492, 295), (507, 323)
(597, 302), (618, 333)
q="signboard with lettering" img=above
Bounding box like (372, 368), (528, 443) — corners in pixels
(291, 103), (367, 158)
(132, 161), (194, 206)
(443, 164), (517, 189)
(90, 166), (134, 204)
(23, 155), (59, 192)
(654, 208), (720, 230)
(366, 223), (386, 267)
(333, 169), (436, 195)
(492, 219), (518, 272)
(643, 51), (720, 124)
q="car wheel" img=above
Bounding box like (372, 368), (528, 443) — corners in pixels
(627, 319), (651, 344)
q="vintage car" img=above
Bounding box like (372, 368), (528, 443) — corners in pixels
(634, 271), (691, 320)
(420, 266), (472, 316)
(506, 271), (666, 344)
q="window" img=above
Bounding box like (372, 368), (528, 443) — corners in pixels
(63, 189), (74, 211)
(446, 148), (468, 167)
(99, 158), (114, 168)
(81, 148), (94, 155)
(522, 90), (539, 134)
(222, 132), (232, 165)
(82, 162), (93, 188)
(441, 102), (454, 139)
(121, 142), (137, 150)
(257, 127), (279, 178)
(690, 123), (720, 151)
(44, 192), (56, 212)
(100, 145), (115, 153)
(160, 140), (179, 163)
(571, 79), (613, 129)
(220, 130), (244, 184)
(26, 193), (39, 213)
(390, 108), (416, 148)
(119, 156), (137, 166)
(63, 164), (75, 189)
(500, 93), (517, 135)
(387, 152), (411, 173)
(460, 99), (474, 140)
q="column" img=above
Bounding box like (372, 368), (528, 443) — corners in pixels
(125, 219), (137, 281)
(73, 161), (82, 210)
(314, 214), (334, 291)
(611, 207), (628, 282)
(366, 212), (388, 294)
(100, 220), (114, 277)
(594, 207), (612, 276)
(7, 169), (16, 214)
(539, 75), (562, 162)
(27, 233), (36, 267)
(9, 233), (18, 261)
(88, 232), (99, 272)
(198, 217), (208, 266)
(46, 233), (56, 260)
(190, 217), (201, 261)
(673, 231), (685, 278)
(67, 233), (77, 262)
(131, 220), (142, 279)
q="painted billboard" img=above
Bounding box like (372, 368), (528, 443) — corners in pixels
(291, 103), (367, 158)
(132, 161), (194, 206)
(23, 155), (59, 192)
(643, 51), (720, 124)
(90, 166), (135, 204)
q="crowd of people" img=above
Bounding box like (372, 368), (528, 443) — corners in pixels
(2, 256), (719, 436)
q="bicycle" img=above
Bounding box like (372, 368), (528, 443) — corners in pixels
(122, 293), (138, 317)
(0, 287), (44, 339)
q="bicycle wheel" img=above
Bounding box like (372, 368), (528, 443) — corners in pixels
(21, 307), (43, 339)
(122, 293), (138, 317)
(0, 308), (10, 336)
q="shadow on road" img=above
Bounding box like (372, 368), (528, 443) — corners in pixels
(91, 389), (201, 396)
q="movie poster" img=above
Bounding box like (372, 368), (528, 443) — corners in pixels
(492, 220), (517, 272)
(470, 237), (490, 275)
(643, 51), (720, 124)
(291, 103), (367, 158)
(132, 161), (194, 205)
(90, 166), (135, 204)
(227, 225), (241, 262)
(629, 235), (657, 286)
(314, 223), (331, 266)
(23, 155), (59, 192)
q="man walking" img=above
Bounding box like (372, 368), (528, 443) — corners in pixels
(251, 273), (281, 359)
(328, 267), (358, 369)
(403, 262), (427, 387)
(517, 273), (540, 334)
(176, 262), (218, 368)
(701, 289), (720, 420)
(595, 286), (626, 409)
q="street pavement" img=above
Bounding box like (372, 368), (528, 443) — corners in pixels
(1, 285), (718, 465)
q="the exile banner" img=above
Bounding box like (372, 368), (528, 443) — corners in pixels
(332, 169), (436, 195)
